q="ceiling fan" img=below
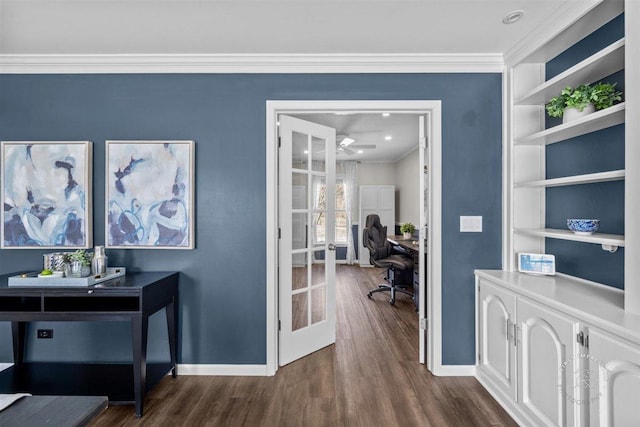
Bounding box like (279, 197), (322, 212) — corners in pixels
(337, 135), (376, 155)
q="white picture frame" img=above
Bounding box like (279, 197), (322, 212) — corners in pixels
(1, 141), (93, 249)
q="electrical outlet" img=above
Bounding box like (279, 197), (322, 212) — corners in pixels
(37, 329), (53, 339)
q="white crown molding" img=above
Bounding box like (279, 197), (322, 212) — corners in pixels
(0, 53), (504, 74)
(504, 0), (606, 66)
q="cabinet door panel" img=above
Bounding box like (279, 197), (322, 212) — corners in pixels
(588, 329), (640, 427)
(518, 299), (579, 427)
(478, 280), (517, 400)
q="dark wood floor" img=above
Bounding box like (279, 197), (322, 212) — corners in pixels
(89, 265), (516, 426)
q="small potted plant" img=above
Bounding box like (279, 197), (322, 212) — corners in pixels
(400, 222), (416, 239)
(546, 82), (622, 124)
(68, 249), (93, 277)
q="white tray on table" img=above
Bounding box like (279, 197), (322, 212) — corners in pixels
(8, 267), (126, 287)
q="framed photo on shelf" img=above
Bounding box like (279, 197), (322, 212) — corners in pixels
(1, 141), (93, 249)
(105, 140), (195, 249)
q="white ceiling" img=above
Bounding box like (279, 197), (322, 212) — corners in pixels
(290, 113), (420, 162)
(0, 0), (588, 55)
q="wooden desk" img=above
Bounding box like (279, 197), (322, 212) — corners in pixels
(388, 236), (425, 311)
(387, 235), (420, 254)
(0, 395), (107, 427)
(0, 271), (179, 418)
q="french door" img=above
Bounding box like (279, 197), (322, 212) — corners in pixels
(278, 115), (337, 366)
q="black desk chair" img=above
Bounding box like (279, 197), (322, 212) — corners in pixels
(363, 214), (414, 305)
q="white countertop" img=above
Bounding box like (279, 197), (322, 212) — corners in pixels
(475, 270), (640, 344)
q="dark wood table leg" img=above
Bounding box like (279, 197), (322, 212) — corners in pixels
(131, 315), (148, 418)
(11, 321), (27, 365)
(166, 298), (178, 378)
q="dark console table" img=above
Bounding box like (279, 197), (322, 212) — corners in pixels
(0, 271), (179, 418)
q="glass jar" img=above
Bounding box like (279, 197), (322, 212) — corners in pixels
(92, 246), (108, 274)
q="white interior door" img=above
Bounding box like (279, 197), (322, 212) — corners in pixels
(279, 114), (336, 366)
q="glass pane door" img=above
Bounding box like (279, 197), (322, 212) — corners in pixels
(279, 114), (336, 366)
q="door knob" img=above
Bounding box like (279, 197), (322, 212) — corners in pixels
(328, 243), (337, 251)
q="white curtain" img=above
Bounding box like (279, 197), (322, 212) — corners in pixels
(339, 161), (358, 264)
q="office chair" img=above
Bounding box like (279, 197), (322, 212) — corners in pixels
(363, 214), (414, 305)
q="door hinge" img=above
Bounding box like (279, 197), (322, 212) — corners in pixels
(478, 353), (481, 363)
(420, 318), (428, 330)
(585, 334), (589, 349)
(278, 320), (281, 331)
(278, 137), (281, 148)
(278, 228), (281, 239)
(577, 331), (585, 347)
(419, 136), (427, 149)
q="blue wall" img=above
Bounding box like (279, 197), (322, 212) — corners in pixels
(0, 73), (502, 366)
(545, 14), (625, 288)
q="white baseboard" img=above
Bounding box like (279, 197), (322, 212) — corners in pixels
(0, 363), (13, 372)
(177, 364), (270, 376)
(431, 364), (476, 376)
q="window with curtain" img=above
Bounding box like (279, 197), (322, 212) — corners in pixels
(313, 178), (347, 244)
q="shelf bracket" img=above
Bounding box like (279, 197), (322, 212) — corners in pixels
(601, 244), (618, 253)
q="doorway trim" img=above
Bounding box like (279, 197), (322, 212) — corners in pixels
(266, 100), (442, 376)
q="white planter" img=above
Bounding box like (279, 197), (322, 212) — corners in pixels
(403, 232), (412, 239)
(562, 103), (595, 124)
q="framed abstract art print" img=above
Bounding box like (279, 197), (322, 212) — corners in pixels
(105, 140), (194, 249)
(2, 141), (92, 249)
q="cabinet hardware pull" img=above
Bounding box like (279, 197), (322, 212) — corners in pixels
(577, 331), (585, 346)
(506, 319), (512, 341)
(513, 323), (520, 346)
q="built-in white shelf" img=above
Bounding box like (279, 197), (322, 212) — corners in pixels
(515, 38), (625, 106)
(514, 102), (625, 146)
(516, 228), (625, 247)
(512, 0), (624, 65)
(515, 169), (625, 188)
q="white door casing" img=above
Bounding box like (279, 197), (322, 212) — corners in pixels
(266, 100), (442, 375)
(278, 114), (337, 366)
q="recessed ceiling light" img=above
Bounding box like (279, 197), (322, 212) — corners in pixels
(503, 10), (524, 24)
(384, 136), (392, 141)
(357, 150), (364, 154)
(382, 113), (390, 117)
(303, 150), (308, 154)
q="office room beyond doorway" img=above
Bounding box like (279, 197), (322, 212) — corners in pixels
(265, 100), (443, 375)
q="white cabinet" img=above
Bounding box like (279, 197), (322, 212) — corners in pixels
(478, 280), (517, 401)
(478, 278), (580, 426)
(358, 185), (394, 267)
(476, 270), (640, 427)
(517, 299), (579, 427)
(588, 329), (640, 426)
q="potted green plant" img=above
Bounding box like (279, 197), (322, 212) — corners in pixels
(400, 222), (415, 239)
(68, 249), (93, 277)
(546, 82), (622, 124)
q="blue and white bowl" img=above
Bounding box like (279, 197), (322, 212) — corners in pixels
(567, 219), (600, 235)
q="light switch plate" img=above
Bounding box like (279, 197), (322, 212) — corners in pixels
(460, 216), (482, 232)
